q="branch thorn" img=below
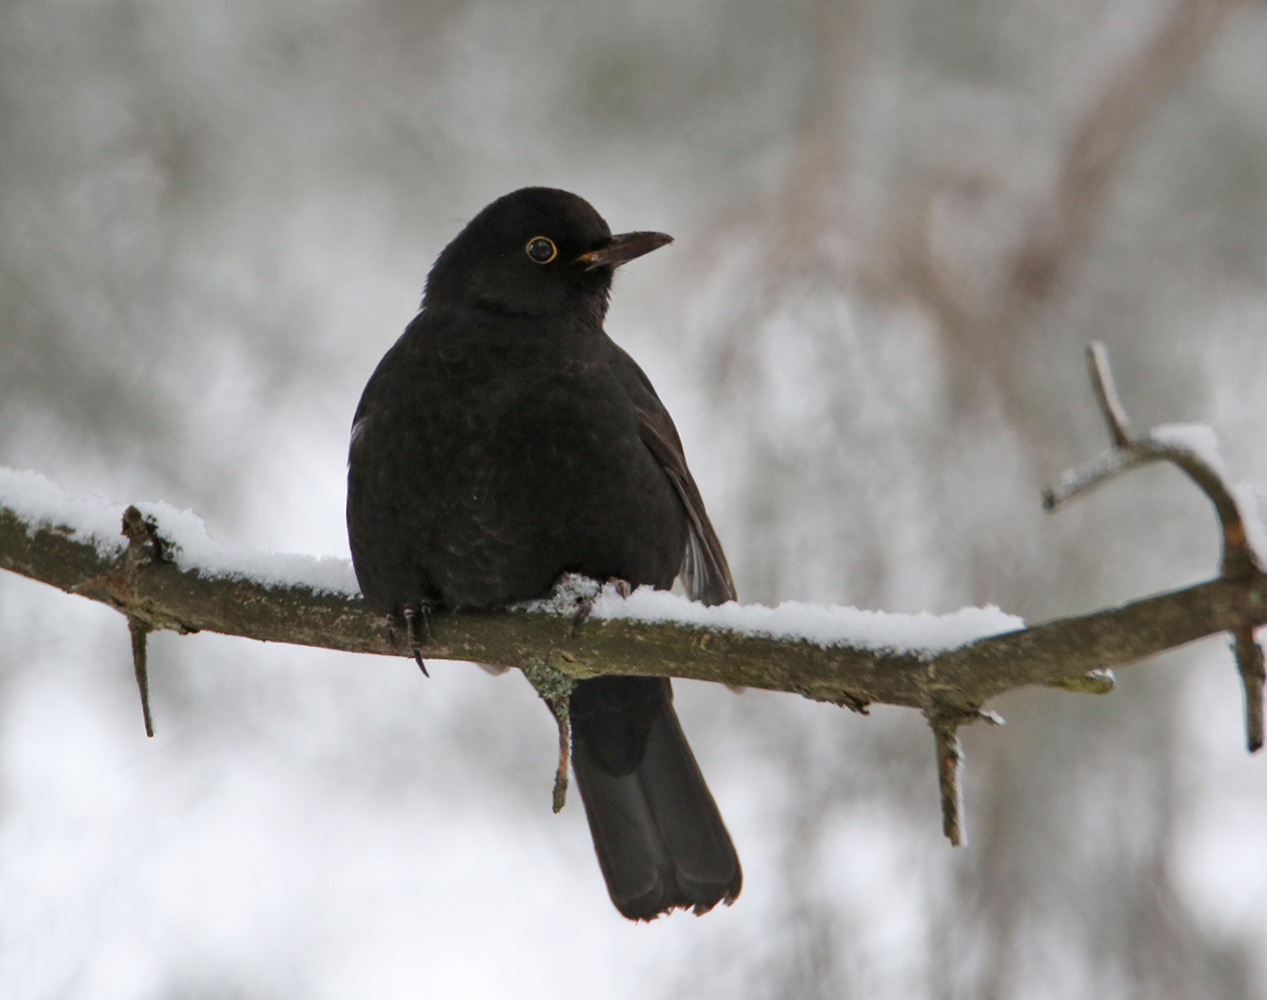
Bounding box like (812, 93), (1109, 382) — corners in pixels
(520, 657), (578, 813)
(928, 711), (967, 846)
(128, 615), (155, 738)
(1232, 626), (1265, 753)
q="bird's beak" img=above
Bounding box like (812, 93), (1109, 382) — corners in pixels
(576, 231), (673, 271)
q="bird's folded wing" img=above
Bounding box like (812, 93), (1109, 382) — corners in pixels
(633, 401), (736, 608)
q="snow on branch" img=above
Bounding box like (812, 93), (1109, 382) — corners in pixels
(1, 343), (1265, 841)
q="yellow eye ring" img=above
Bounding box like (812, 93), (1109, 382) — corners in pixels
(525, 236), (557, 264)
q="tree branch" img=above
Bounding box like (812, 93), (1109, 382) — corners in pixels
(2, 344), (1264, 842)
(3, 496), (1265, 714)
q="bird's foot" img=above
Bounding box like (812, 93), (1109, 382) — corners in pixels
(571, 597), (593, 633)
(400, 604), (431, 677)
(570, 577), (633, 634)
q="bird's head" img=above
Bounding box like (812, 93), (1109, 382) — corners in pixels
(421, 187), (672, 320)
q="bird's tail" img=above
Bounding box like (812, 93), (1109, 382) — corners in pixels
(569, 676), (742, 921)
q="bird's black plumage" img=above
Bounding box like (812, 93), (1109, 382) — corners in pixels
(346, 187), (741, 920)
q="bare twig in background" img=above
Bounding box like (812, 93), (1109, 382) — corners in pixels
(887, 0), (1244, 427)
(1008, 0), (1247, 305)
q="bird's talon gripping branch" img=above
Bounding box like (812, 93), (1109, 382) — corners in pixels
(400, 605), (430, 677)
(571, 596), (594, 632)
(570, 578), (634, 634)
(121, 505), (166, 566)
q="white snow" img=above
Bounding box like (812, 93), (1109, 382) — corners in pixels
(1232, 483), (1267, 567)
(1153, 422), (1226, 475)
(0, 466), (359, 596)
(0, 466), (129, 557)
(523, 575), (1024, 656)
(1146, 426), (1267, 567)
(3, 467), (1022, 649)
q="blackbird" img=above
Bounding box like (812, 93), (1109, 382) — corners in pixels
(346, 187), (741, 920)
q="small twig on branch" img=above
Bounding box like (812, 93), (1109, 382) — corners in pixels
(1087, 341), (1131, 447)
(128, 615), (155, 738)
(927, 708), (1005, 846)
(121, 505), (165, 737)
(930, 713), (966, 846)
(1232, 626), (1265, 753)
(521, 657), (579, 813)
(1045, 668), (1116, 695)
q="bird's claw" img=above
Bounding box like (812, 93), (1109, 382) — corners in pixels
(571, 596), (594, 633)
(401, 604), (431, 677)
(570, 577), (632, 634)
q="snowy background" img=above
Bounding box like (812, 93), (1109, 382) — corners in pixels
(4, 0), (1267, 996)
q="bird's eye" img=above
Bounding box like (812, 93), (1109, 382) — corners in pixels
(525, 236), (557, 264)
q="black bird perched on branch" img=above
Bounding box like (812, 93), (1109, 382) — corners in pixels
(346, 187), (741, 920)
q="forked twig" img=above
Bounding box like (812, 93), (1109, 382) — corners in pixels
(1045, 341), (1265, 751)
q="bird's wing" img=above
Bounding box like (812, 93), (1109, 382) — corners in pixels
(612, 347), (737, 607)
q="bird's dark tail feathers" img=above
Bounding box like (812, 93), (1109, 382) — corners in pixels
(570, 676), (741, 921)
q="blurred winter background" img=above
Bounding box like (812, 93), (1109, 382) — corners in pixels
(3, 0), (1267, 995)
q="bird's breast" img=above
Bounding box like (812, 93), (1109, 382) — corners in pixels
(350, 323), (687, 610)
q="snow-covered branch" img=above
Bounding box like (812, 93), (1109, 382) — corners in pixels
(2, 344), (1265, 842)
(3, 465), (1259, 704)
